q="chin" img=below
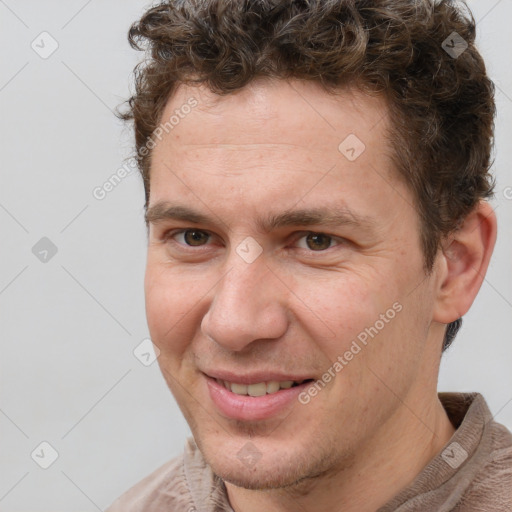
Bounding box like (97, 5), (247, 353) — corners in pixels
(211, 457), (314, 491)
(195, 430), (345, 491)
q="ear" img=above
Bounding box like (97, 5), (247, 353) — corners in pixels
(432, 201), (497, 324)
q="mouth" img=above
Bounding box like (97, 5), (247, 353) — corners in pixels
(215, 378), (313, 396)
(204, 373), (316, 421)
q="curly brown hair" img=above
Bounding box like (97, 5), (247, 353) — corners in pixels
(119, 0), (496, 351)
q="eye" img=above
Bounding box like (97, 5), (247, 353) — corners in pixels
(169, 229), (211, 247)
(295, 232), (339, 251)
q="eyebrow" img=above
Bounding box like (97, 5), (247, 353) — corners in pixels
(145, 202), (376, 235)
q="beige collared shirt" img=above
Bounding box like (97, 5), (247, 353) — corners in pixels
(106, 393), (512, 511)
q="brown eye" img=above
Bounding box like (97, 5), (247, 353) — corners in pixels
(304, 233), (333, 251)
(183, 230), (210, 246)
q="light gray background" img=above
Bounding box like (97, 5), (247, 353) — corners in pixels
(0, 1), (511, 510)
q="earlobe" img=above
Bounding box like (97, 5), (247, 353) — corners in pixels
(432, 201), (497, 324)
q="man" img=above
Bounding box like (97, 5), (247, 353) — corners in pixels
(107, 0), (512, 510)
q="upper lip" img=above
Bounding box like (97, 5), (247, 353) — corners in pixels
(203, 369), (314, 385)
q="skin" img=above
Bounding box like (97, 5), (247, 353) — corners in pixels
(144, 79), (497, 512)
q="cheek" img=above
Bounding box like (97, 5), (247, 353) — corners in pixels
(144, 262), (203, 355)
(295, 271), (391, 354)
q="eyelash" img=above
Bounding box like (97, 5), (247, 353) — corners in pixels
(160, 228), (344, 254)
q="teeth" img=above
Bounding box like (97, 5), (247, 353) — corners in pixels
(248, 382), (267, 397)
(216, 378), (305, 396)
(230, 383), (248, 394)
(266, 381), (280, 394)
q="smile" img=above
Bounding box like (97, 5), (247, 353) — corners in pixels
(205, 375), (315, 421)
(215, 379), (310, 396)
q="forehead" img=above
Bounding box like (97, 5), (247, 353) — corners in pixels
(148, 80), (408, 228)
(156, 79), (389, 149)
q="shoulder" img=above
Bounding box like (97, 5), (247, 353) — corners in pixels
(455, 420), (512, 511)
(105, 451), (196, 512)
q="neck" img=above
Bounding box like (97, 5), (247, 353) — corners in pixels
(225, 393), (456, 512)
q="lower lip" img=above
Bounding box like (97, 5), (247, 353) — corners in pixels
(206, 376), (312, 421)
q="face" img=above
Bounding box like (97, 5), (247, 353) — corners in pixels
(145, 79), (442, 490)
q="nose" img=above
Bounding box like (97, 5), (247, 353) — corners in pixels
(200, 253), (289, 352)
